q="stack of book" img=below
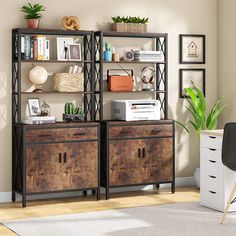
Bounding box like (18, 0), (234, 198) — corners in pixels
(21, 35), (50, 60)
(23, 116), (56, 125)
(134, 51), (164, 62)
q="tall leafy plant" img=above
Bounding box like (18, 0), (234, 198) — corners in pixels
(178, 84), (226, 137)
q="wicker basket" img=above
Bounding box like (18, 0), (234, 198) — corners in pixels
(53, 73), (84, 92)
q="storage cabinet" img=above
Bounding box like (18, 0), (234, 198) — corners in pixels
(200, 130), (236, 212)
(13, 122), (100, 207)
(101, 120), (175, 199)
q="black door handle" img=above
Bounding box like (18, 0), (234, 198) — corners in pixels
(209, 191), (216, 194)
(38, 134), (52, 138)
(142, 148), (146, 158)
(209, 160), (216, 163)
(74, 133), (86, 136)
(63, 152), (67, 163)
(209, 175), (216, 179)
(209, 148), (216, 151)
(138, 148), (141, 158)
(59, 153), (62, 163)
(209, 136), (216, 139)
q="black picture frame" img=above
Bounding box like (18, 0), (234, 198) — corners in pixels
(179, 69), (206, 98)
(179, 34), (205, 64)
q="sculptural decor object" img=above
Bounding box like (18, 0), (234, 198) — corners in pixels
(62, 16), (80, 30)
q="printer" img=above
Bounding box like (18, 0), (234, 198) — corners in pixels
(112, 99), (161, 121)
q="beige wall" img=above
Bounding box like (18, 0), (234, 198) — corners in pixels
(0, 0), (217, 192)
(218, 0), (236, 128)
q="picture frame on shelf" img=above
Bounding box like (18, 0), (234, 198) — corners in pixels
(179, 34), (205, 64)
(56, 37), (74, 61)
(28, 98), (41, 116)
(179, 69), (205, 98)
(69, 43), (81, 61)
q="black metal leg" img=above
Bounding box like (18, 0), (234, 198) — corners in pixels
(12, 191), (16, 202)
(96, 188), (100, 200)
(22, 194), (26, 208)
(92, 190), (96, 195)
(105, 187), (109, 200)
(171, 182), (175, 194)
(83, 190), (87, 196)
(155, 184), (160, 190)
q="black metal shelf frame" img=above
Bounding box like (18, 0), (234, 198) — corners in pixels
(94, 31), (168, 121)
(12, 28), (98, 124)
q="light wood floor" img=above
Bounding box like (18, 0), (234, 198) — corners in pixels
(0, 187), (199, 236)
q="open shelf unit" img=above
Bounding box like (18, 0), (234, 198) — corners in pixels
(94, 31), (168, 121)
(12, 28), (97, 123)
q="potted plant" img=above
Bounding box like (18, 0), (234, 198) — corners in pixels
(63, 102), (84, 122)
(21, 3), (46, 29)
(178, 84), (226, 187)
(111, 16), (149, 33)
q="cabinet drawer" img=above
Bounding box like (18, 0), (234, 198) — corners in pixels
(200, 147), (221, 162)
(109, 124), (173, 139)
(26, 127), (97, 143)
(200, 134), (222, 150)
(200, 173), (224, 194)
(200, 189), (224, 211)
(201, 159), (223, 178)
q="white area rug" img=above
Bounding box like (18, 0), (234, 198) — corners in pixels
(3, 202), (236, 236)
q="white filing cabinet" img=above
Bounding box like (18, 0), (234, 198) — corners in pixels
(200, 130), (236, 212)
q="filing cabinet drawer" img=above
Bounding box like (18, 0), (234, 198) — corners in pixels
(201, 159), (223, 178)
(109, 124), (173, 139)
(201, 189), (224, 211)
(201, 173), (224, 194)
(200, 134), (222, 150)
(200, 147), (221, 162)
(26, 127), (98, 143)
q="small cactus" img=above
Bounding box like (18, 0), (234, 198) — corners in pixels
(64, 102), (83, 115)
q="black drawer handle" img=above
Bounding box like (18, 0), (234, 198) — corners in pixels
(209, 175), (216, 179)
(63, 152), (67, 163)
(209, 191), (216, 194)
(209, 148), (216, 151)
(209, 160), (216, 163)
(120, 130), (132, 135)
(209, 136), (216, 139)
(150, 130), (161, 134)
(138, 148), (141, 158)
(74, 133), (86, 136)
(142, 148), (146, 158)
(59, 153), (62, 163)
(38, 134), (52, 137)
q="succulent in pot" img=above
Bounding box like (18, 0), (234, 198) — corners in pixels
(21, 3), (46, 29)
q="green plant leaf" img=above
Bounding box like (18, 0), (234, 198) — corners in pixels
(207, 105), (226, 130)
(193, 85), (206, 112)
(206, 96), (224, 128)
(175, 120), (190, 134)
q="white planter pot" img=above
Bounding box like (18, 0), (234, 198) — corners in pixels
(194, 168), (200, 188)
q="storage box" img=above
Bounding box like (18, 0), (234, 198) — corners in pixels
(53, 73), (84, 92)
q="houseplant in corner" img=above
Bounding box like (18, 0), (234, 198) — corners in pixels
(178, 83), (226, 187)
(21, 3), (46, 29)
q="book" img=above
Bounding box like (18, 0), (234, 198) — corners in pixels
(30, 37), (34, 60)
(37, 36), (46, 60)
(23, 116), (56, 124)
(45, 40), (50, 60)
(20, 36), (25, 59)
(24, 36), (31, 60)
(33, 36), (38, 60)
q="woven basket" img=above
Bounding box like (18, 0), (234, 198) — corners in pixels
(112, 23), (147, 33)
(53, 73), (84, 92)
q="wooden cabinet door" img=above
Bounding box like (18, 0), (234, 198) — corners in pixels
(109, 138), (173, 186)
(62, 142), (98, 190)
(26, 141), (98, 193)
(26, 143), (63, 193)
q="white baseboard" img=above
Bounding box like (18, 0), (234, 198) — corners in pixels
(0, 176), (195, 203)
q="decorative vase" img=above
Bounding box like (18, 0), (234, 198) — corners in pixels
(194, 168), (200, 188)
(63, 113), (85, 122)
(27, 19), (40, 29)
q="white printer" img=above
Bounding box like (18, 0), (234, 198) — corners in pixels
(112, 100), (161, 121)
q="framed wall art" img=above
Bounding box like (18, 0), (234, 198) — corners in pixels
(179, 34), (205, 64)
(179, 69), (205, 98)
